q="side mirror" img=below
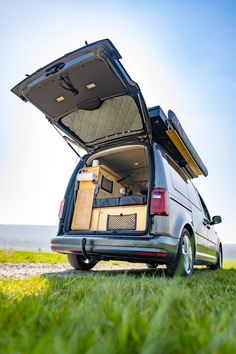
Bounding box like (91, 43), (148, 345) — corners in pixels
(211, 215), (222, 225)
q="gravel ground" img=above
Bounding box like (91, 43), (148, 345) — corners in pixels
(0, 262), (152, 279)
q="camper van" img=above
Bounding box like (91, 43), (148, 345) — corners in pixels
(12, 39), (222, 276)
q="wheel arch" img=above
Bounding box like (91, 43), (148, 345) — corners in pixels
(219, 242), (223, 256)
(183, 223), (196, 258)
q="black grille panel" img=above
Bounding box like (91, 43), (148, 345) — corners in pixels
(106, 213), (137, 231)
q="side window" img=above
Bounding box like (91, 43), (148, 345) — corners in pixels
(198, 194), (211, 221)
(187, 181), (202, 210)
(166, 155), (188, 198)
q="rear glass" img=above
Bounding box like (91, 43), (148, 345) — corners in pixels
(60, 95), (143, 143)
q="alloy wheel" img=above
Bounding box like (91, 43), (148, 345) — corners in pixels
(182, 234), (193, 275)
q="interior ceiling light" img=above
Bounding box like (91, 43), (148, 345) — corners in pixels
(134, 162), (140, 166)
(56, 96), (65, 102)
(86, 83), (96, 89)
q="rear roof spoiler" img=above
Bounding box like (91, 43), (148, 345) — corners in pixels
(149, 106), (208, 178)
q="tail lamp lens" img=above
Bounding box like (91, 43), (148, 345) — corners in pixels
(150, 188), (169, 216)
(58, 199), (65, 219)
(137, 251), (167, 257)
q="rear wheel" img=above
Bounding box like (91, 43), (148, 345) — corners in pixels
(209, 246), (222, 270)
(67, 254), (98, 270)
(166, 229), (194, 277)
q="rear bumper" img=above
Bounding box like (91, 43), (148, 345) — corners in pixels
(51, 234), (179, 263)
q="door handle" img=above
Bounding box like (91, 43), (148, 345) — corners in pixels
(203, 218), (210, 228)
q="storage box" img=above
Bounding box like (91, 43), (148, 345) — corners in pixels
(71, 165), (124, 230)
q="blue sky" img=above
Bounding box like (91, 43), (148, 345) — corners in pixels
(1, 0), (236, 243)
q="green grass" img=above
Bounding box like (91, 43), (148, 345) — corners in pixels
(0, 249), (67, 263)
(0, 249), (130, 266)
(0, 256), (236, 354)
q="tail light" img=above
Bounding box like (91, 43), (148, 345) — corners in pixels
(150, 188), (169, 216)
(136, 251), (167, 257)
(58, 199), (65, 219)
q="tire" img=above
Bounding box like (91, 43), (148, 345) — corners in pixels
(67, 254), (98, 270)
(209, 246), (223, 270)
(166, 229), (194, 277)
(146, 263), (158, 269)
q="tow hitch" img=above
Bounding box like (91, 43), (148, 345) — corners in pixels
(81, 238), (101, 262)
(81, 238), (90, 259)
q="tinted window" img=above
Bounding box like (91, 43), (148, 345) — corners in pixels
(167, 155), (188, 198)
(187, 181), (202, 210)
(198, 194), (211, 221)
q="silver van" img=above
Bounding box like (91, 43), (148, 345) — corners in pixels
(12, 39), (222, 276)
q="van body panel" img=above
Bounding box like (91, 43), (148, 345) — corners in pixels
(191, 205), (210, 261)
